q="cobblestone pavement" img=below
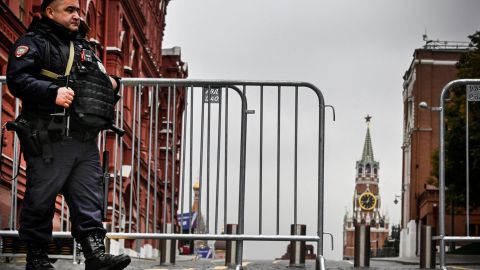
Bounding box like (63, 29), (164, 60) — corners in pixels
(2, 257), (480, 270)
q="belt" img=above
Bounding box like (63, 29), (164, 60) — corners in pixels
(48, 130), (96, 142)
(48, 131), (63, 143)
(70, 130), (97, 141)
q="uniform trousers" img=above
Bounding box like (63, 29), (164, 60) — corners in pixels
(19, 137), (106, 243)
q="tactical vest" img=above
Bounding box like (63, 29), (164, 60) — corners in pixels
(40, 38), (115, 132)
(69, 42), (115, 131)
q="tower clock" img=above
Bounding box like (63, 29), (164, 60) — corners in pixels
(358, 191), (377, 211)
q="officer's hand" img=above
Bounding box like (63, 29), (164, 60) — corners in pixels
(56, 87), (75, 108)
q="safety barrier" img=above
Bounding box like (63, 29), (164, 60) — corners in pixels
(0, 77), (330, 269)
(429, 79), (480, 270)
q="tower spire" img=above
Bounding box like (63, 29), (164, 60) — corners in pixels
(361, 115), (374, 163)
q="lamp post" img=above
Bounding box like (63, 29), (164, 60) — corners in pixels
(418, 101), (444, 268)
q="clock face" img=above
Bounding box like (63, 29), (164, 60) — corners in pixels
(358, 192), (377, 211)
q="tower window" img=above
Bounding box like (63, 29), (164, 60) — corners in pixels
(366, 164), (371, 175)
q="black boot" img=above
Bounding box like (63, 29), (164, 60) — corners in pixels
(25, 242), (55, 270)
(78, 234), (131, 270)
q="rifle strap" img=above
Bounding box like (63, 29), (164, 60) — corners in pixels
(40, 41), (75, 80)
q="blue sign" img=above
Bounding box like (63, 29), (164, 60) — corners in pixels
(178, 212), (197, 232)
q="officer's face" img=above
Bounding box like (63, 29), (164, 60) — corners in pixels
(45, 0), (80, 32)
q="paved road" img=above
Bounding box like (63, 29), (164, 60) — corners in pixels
(3, 257), (478, 270)
(2, 254), (480, 270)
(0, 260), (384, 270)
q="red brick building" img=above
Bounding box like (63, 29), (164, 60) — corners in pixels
(400, 40), (480, 257)
(343, 118), (389, 259)
(0, 0), (187, 257)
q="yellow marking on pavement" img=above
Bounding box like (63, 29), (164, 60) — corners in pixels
(450, 266), (473, 270)
(143, 269), (198, 270)
(144, 264), (248, 270)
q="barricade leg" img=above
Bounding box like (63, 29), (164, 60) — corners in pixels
(315, 255), (326, 270)
(225, 224), (237, 267)
(160, 224), (176, 265)
(420, 225), (435, 269)
(354, 224), (370, 267)
(105, 224), (111, 254)
(289, 224), (306, 268)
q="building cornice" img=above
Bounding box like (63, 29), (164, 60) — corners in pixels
(107, 46), (122, 53)
(355, 179), (379, 185)
(414, 59), (458, 66)
(0, 2), (26, 51)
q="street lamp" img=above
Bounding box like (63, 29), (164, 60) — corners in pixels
(393, 195), (401, 205)
(418, 101), (442, 112)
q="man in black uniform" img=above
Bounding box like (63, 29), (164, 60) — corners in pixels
(6, 0), (130, 269)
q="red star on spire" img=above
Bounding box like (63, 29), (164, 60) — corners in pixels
(365, 115), (372, 123)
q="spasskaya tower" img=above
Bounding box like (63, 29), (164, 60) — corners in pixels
(343, 115), (389, 259)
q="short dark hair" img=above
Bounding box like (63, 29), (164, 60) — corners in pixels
(40, 0), (55, 11)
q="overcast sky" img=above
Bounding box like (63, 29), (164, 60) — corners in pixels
(163, 0), (480, 260)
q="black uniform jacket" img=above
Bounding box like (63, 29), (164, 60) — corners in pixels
(6, 17), (84, 114)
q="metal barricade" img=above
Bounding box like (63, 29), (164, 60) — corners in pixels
(432, 79), (480, 270)
(0, 77), (330, 270)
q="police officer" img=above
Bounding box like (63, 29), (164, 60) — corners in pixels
(6, 0), (130, 269)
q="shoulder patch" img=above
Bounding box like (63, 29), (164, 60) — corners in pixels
(15, 45), (30, 58)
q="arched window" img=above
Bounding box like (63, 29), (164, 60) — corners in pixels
(366, 164), (371, 175)
(121, 17), (132, 75)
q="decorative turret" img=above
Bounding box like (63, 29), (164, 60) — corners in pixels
(192, 179), (200, 213)
(191, 179), (208, 253)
